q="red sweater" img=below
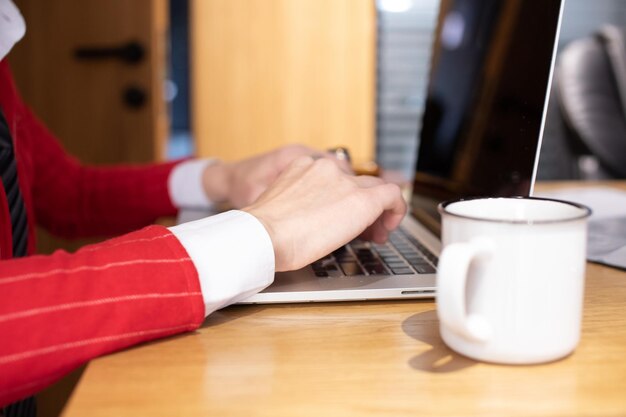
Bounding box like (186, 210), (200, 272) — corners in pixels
(0, 60), (205, 405)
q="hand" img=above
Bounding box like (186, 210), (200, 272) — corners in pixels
(243, 156), (407, 272)
(201, 144), (351, 208)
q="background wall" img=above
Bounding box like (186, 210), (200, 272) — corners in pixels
(190, 0), (376, 165)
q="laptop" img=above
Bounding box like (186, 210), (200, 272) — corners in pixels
(242, 0), (564, 304)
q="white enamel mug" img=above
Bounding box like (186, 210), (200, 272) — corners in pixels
(436, 197), (592, 364)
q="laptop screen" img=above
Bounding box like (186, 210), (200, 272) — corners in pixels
(411, 0), (563, 236)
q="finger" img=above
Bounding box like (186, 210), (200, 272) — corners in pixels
(281, 155), (316, 177)
(352, 175), (385, 188)
(275, 145), (319, 168)
(322, 153), (353, 174)
(357, 183), (405, 243)
(369, 183), (407, 230)
(310, 152), (353, 174)
(366, 217), (390, 243)
(285, 144), (320, 159)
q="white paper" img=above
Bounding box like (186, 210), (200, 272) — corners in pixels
(536, 186), (626, 220)
(536, 186), (626, 270)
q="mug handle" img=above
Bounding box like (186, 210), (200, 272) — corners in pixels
(437, 237), (495, 343)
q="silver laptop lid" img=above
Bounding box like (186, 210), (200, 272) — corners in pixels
(410, 0), (564, 237)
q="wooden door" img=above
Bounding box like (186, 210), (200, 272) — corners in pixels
(9, 0), (169, 165)
(7, 4), (170, 414)
(190, 0), (376, 164)
(9, 0), (169, 257)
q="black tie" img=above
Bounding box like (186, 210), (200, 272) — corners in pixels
(0, 109), (28, 257)
(0, 109), (35, 417)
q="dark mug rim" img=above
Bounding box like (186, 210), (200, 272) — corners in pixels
(437, 196), (592, 225)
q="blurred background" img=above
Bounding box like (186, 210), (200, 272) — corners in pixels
(9, 0), (626, 181)
(377, 0), (626, 180)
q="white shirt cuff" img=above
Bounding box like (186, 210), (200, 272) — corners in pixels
(169, 210), (275, 316)
(168, 159), (215, 209)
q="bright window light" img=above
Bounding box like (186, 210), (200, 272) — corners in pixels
(377, 0), (414, 13)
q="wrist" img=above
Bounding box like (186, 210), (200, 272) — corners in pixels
(201, 161), (232, 204)
(243, 206), (292, 272)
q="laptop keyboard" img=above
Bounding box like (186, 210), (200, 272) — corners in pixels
(311, 227), (438, 277)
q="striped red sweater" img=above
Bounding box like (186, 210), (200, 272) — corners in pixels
(0, 60), (205, 405)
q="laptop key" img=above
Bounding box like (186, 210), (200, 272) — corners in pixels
(415, 264), (436, 274)
(408, 259), (431, 267)
(376, 247), (394, 253)
(357, 255), (375, 261)
(333, 246), (350, 257)
(312, 261), (325, 272)
(365, 264), (389, 275)
(391, 267), (415, 275)
(325, 266), (344, 278)
(385, 261), (408, 268)
(340, 262), (365, 276)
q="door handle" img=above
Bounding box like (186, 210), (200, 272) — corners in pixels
(74, 41), (145, 64)
(123, 86), (147, 109)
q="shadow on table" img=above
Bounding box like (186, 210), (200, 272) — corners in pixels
(402, 309), (476, 373)
(200, 304), (267, 329)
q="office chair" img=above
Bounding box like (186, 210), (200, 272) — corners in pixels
(556, 25), (626, 179)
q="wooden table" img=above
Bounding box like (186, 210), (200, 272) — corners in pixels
(62, 182), (626, 417)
